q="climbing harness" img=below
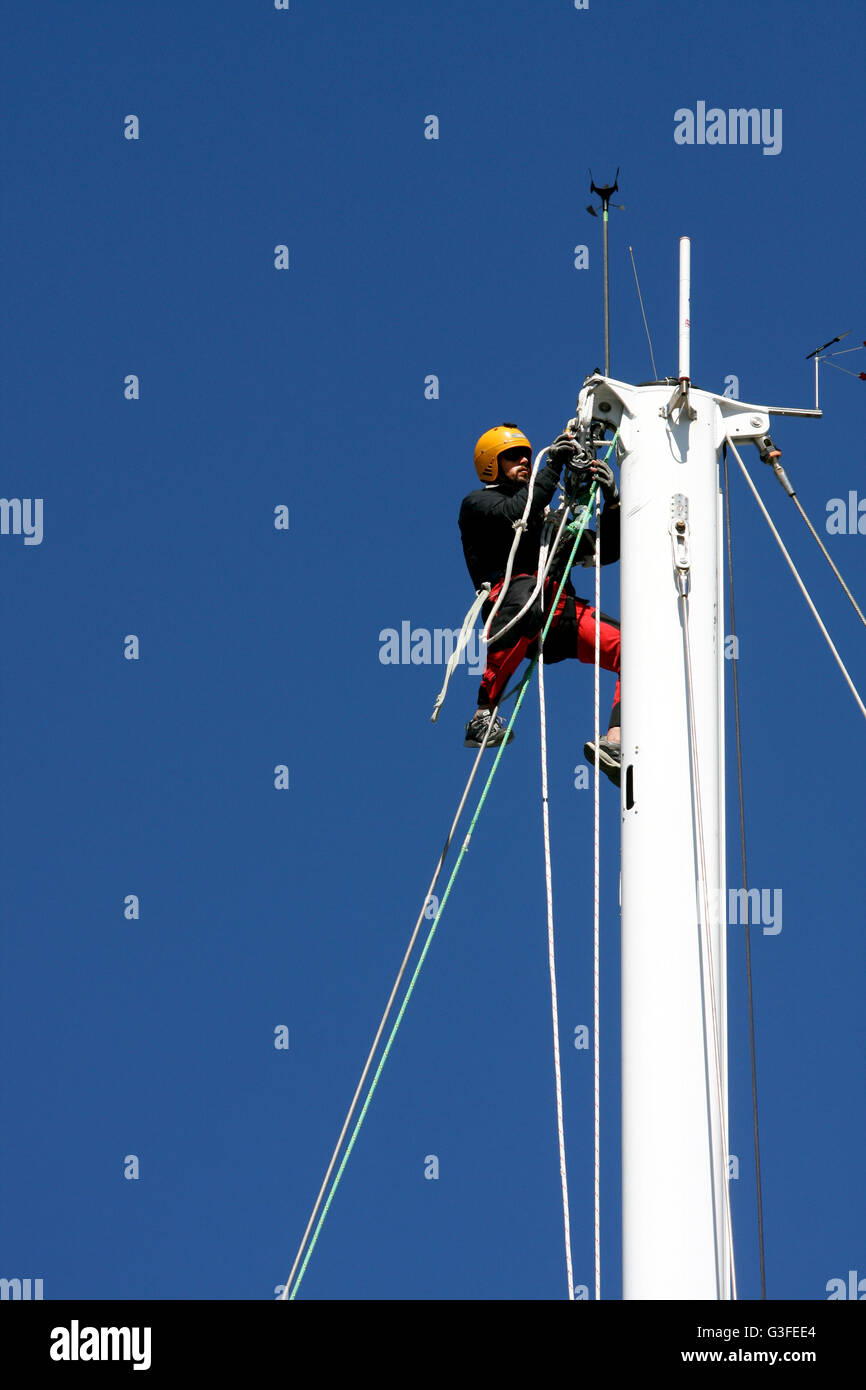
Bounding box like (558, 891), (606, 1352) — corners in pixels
(482, 446), (549, 644)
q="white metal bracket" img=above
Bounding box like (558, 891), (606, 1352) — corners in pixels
(660, 380), (697, 421)
(671, 493), (691, 595)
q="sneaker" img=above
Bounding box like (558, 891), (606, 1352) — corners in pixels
(464, 710), (514, 748)
(584, 736), (622, 787)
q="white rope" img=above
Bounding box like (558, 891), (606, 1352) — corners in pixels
(430, 583), (490, 722)
(483, 448), (550, 643)
(592, 487), (602, 1302)
(727, 438), (866, 723)
(535, 481), (604, 1302)
(679, 584), (738, 1300)
(486, 504), (572, 645)
(537, 635), (576, 1300)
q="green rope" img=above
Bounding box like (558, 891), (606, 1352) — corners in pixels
(289, 435), (618, 1299)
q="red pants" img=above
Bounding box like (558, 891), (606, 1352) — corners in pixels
(478, 575), (621, 727)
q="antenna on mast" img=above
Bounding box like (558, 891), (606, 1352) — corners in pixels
(661, 237), (696, 421)
(587, 168), (624, 376)
(805, 331), (865, 409)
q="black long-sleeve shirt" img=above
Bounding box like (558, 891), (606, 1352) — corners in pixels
(458, 462), (620, 590)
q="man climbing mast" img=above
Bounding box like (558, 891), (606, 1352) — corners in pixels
(458, 423), (623, 786)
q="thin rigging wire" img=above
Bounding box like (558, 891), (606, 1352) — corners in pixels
(628, 245), (658, 380)
(785, 492), (866, 630)
(821, 359), (865, 380)
(726, 439), (866, 723)
(722, 445), (767, 1300)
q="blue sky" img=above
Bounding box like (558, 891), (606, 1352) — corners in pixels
(1, 0), (863, 1302)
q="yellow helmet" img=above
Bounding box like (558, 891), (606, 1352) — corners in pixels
(473, 423), (532, 483)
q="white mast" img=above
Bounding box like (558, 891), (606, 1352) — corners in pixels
(575, 238), (804, 1298)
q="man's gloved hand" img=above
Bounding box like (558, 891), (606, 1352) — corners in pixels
(548, 432), (580, 471)
(591, 458), (619, 504)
